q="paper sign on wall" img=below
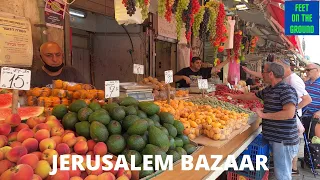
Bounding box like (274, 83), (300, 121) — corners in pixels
(164, 70), (173, 84)
(133, 64), (144, 75)
(0, 67), (31, 90)
(198, 79), (208, 89)
(0, 13), (33, 67)
(105, 81), (120, 98)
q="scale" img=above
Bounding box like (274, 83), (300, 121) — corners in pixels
(119, 82), (154, 102)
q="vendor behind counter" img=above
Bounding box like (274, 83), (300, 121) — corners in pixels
(174, 57), (230, 88)
(31, 42), (86, 88)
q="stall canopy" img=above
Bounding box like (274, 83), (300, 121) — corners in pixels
(266, 1), (304, 56)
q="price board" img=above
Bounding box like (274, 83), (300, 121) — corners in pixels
(105, 80), (120, 98)
(133, 64), (144, 75)
(164, 70), (173, 84)
(198, 79), (208, 89)
(0, 67), (31, 90)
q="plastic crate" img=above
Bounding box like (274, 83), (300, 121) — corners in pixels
(227, 171), (269, 180)
(242, 134), (270, 161)
(228, 134), (271, 179)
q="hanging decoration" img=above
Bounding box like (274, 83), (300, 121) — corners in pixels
(121, 0), (150, 21)
(122, 0), (137, 16)
(183, 0), (200, 42)
(175, 0), (190, 40)
(206, 0), (219, 43)
(137, 0), (149, 20)
(233, 30), (243, 64)
(249, 36), (259, 53)
(158, 0), (166, 17)
(165, 0), (175, 22)
(212, 2), (227, 49)
(192, 6), (205, 38)
(214, 58), (221, 66)
(198, 7), (210, 41)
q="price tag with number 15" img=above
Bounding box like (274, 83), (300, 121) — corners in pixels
(0, 67), (31, 90)
(105, 81), (120, 98)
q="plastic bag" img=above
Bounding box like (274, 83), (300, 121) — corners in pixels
(297, 117), (305, 136)
(227, 60), (240, 85)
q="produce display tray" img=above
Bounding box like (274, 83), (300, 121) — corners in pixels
(120, 82), (153, 91)
(191, 124), (250, 148)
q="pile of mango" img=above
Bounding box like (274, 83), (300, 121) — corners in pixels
(154, 100), (249, 141)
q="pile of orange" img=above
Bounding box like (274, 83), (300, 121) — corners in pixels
(26, 80), (105, 107)
(155, 99), (249, 141)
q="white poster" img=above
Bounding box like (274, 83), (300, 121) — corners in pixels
(0, 12), (33, 67)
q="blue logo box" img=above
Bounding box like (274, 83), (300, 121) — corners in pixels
(284, 1), (319, 35)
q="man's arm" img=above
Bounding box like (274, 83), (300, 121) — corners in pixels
(173, 75), (187, 82)
(297, 94), (312, 110)
(242, 66), (262, 79)
(258, 103), (296, 120)
(227, 92), (260, 101)
(211, 58), (230, 74)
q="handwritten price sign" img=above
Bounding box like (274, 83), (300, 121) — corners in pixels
(105, 81), (120, 98)
(133, 64), (144, 75)
(0, 67), (31, 90)
(164, 70), (173, 84)
(198, 79), (208, 89)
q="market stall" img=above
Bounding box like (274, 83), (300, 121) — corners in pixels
(0, 0), (305, 180)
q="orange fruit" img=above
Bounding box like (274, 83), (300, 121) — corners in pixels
(54, 80), (63, 89)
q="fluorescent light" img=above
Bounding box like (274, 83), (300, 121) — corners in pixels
(236, 4), (249, 10)
(70, 9), (86, 18)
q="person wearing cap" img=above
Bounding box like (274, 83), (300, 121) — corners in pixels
(174, 57), (230, 88)
(303, 63), (320, 138)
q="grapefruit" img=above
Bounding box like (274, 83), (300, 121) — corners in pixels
(0, 107), (44, 121)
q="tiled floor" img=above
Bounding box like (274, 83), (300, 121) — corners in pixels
(268, 137), (320, 180)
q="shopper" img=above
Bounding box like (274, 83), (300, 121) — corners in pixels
(173, 57), (230, 88)
(227, 62), (299, 180)
(303, 63), (320, 138)
(31, 42), (86, 88)
(277, 59), (312, 175)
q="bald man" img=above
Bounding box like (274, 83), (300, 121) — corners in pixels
(31, 42), (86, 87)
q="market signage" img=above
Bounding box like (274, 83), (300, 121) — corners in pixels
(49, 154), (269, 175)
(284, 1), (319, 35)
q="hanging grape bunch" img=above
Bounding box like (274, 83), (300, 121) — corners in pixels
(158, 0), (166, 17)
(206, 1), (219, 45)
(183, 1), (193, 42)
(175, 0), (189, 40)
(193, 6), (205, 38)
(199, 7), (210, 40)
(165, 0), (175, 22)
(136, 0), (150, 20)
(172, 0), (179, 13)
(185, 0), (200, 42)
(124, 0), (137, 16)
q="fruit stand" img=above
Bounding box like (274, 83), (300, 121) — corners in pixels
(0, 76), (264, 180)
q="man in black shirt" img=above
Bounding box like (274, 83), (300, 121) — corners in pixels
(174, 57), (230, 88)
(31, 42), (86, 88)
